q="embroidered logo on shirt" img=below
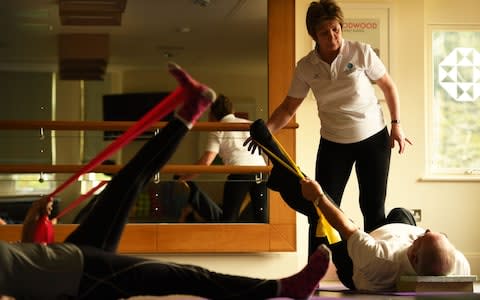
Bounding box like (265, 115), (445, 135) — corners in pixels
(344, 62), (356, 74)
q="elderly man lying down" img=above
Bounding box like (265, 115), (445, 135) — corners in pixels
(249, 118), (471, 292)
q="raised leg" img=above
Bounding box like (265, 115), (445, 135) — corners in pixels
(65, 64), (215, 251)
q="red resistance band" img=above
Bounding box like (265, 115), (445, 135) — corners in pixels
(32, 87), (189, 244)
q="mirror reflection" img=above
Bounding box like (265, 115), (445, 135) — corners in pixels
(0, 0), (269, 224)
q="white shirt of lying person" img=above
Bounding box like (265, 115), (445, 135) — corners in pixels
(347, 223), (471, 291)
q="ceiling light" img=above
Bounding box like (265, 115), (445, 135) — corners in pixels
(177, 27), (191, 33)
(193, 0), (210, 7)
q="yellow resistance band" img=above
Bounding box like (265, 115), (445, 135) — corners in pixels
(254, 136), (341, 244)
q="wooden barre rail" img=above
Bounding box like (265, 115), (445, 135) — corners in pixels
(0, 164), (272, 174)
(0, 120), (290, 175)
(0, 120), (298, 131)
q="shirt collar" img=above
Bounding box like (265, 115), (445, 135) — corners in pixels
(399, 247), (417, 275)
(309, 38), (345, 65)
(220, 114), (236, 121)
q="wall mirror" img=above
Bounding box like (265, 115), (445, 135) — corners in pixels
(0, 0), (296, 252)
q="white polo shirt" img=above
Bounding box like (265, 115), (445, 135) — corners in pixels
(347, 223), (471, 291)
(205, 114), (266, 166)
(288, 39), (387, 143)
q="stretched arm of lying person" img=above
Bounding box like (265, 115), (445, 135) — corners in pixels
(300, 178), (359, 240)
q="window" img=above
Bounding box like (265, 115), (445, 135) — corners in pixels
(12, 173), (54, 194)
(79, 172), (111, 195)
(426, 26), (480, 178)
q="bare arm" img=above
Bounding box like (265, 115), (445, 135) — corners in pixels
(300, 178), (358, 239)
(177, 151), (217, 181)
(375, 73), (412, 154)
(266, 96), (304, 134)
(195, 151), (217, 166)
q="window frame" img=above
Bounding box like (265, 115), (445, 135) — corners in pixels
(424, 24), (480, 181)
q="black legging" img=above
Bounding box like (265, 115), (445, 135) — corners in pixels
(185, 175), (268, 223)
(64, 118), (189, 252)
(222, 173), (268, 223)
(265, 159), (320, 256)
(309, 127), (391, 254)
(331, 207), (417, 290)
(316, 127), (391, 233)
(64, 118), (277, 300)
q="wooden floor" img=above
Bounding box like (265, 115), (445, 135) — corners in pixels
(127, 281), (480, 299)
(312, 281), (480, 299)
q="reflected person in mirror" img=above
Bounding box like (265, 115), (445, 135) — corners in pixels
(179, 94), (268, 223)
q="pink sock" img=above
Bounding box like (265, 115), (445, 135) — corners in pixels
(168, 63), (216, 127)
(168, 62), (201, 89)
(278, 244), (330, 299)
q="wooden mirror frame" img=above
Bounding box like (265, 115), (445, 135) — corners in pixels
(0, 0), (296, 253)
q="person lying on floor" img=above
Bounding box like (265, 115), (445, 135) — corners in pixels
(301, 179), (470, 291)
(0, 64), (330, 300)
(248, 119), (471, 292)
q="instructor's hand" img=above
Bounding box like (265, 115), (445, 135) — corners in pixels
(243, 136), (262, 155)
(390, 124), (412, 154)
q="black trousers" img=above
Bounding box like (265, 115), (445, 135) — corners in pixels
(64, 118), (277, 300)
(309, 127), (391, 254)
(316, 127), (391, 233)
(331, 207), (417, 290)
(222, 173), (268, 223)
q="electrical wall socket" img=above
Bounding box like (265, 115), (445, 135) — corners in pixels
(411, 209), (422, 222)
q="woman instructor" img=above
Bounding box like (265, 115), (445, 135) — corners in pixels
(248, 0), (411, 255)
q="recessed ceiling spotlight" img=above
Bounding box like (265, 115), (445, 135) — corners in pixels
(178, 27), (191, 33)
(193, 0), (210, 7)
(156, 45), (184, 58)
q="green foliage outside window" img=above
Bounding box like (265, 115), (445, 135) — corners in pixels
(431, 30), (480, 174)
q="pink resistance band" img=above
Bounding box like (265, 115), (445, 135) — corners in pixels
(32, 87), (188, 244)
(55, 180), (109, 220)
(49, 86), (187, 201)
